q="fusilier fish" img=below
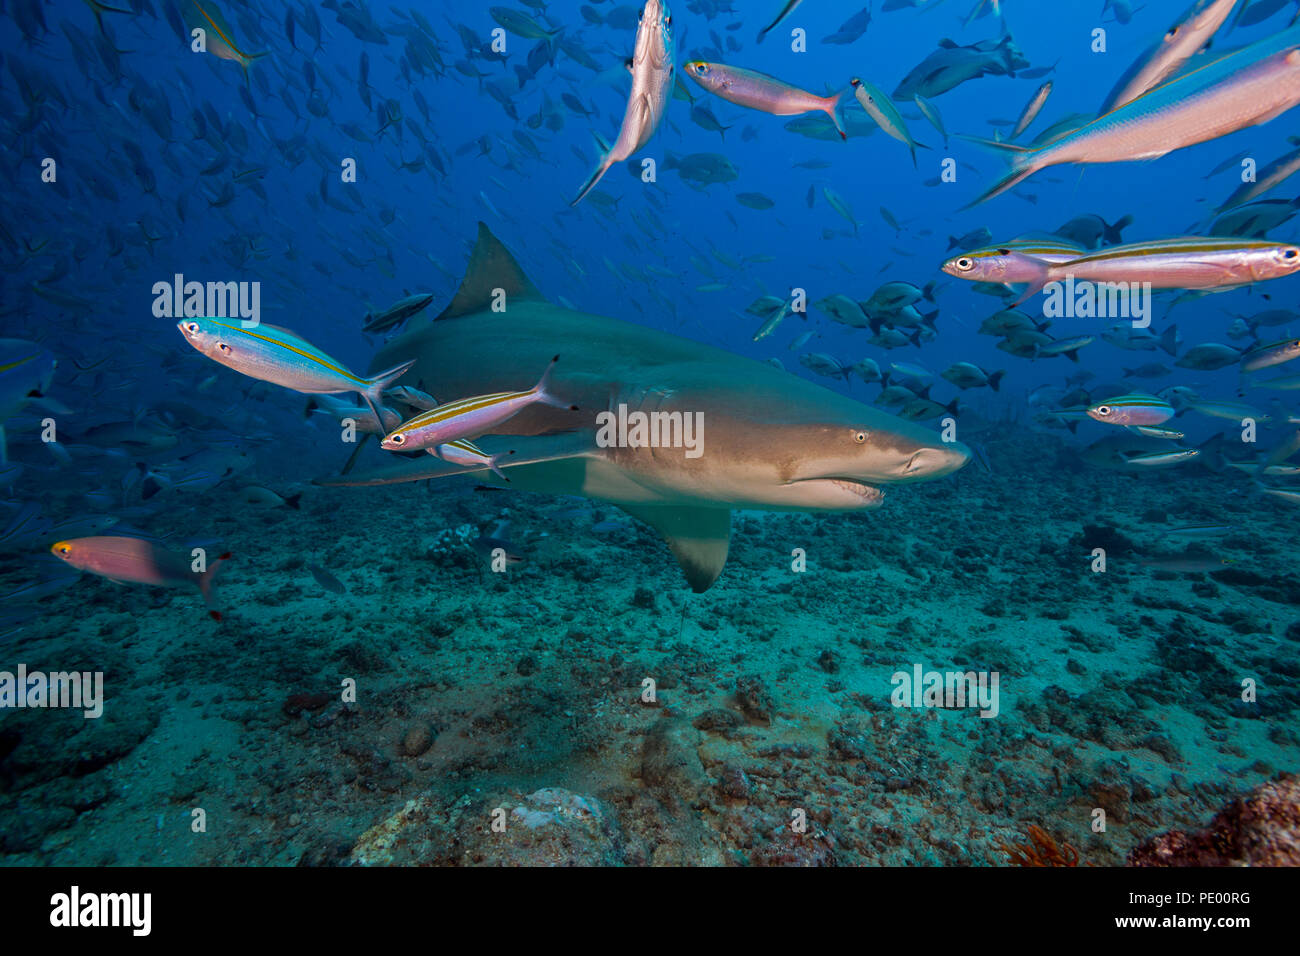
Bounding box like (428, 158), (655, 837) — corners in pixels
(970, 25), (1300, 204)
(178, 317), (415, 425)
(1087, 394), (1175, 426)
(1241, 338), (1300, 373)
(382, 355), (578, 451)
(1100, 0), (1241, 112)
(686, 61), (849, 139)
(571, 0), (674, 205)
(850, 77), (923, 165)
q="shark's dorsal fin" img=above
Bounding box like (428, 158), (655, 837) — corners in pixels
(436, 222), (546, 320)
(618, 503), (731, 593)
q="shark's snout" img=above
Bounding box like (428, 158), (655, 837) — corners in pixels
(905, 441), (971, 479)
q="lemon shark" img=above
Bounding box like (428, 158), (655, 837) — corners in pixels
(319, 224), (970, 591)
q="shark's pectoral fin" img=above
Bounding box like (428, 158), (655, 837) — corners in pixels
(618, 503), (731, 593)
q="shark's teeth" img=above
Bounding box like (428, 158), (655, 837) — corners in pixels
(827, 479), (885, 502)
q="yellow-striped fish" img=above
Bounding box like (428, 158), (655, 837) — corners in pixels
(177, 317), (414, 424)
(381, 355), (577, 452)
(184, 0), (267, 78)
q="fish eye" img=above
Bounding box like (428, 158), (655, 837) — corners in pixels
(185, 322), (200, 334)
(1096, 405), (1111, 416)
(217, 341), (232, 353)
(390, 434), (405, 446)
(1284, 248), (1298, 259)
(954, 257), (974, 271)
(1166, 27), (1179, 39)
(853, 430), (868, 444)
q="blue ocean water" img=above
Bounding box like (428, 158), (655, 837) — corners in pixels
(1, 0), (1299, 868)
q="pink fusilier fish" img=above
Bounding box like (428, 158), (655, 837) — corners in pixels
(1087, 394), (1176, 427)
(432, 439), (515, 481)
(941, 236), (1087, 285)
(51, 536), (232, 621)
(570, 0), (674, 206)
(1100, 0), (1242, 113)
(1002, 236), (1300, 304)
(684, 61), (850, 140)
(381, 355), (578, 452)
(968, 24), (1300, 204)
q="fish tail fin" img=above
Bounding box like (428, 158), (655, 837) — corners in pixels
(958, 135), (1038, 207)
(284, 492), (302, 510)
(198, 551), (232, 621)
(828, 89), (851, 140)
(534, 355), (579, 411)
(1105, 214), (1134, 245)
(489, 450), (517, 482)
(1160, 324), (1180, 357)
(988, 370), (1006, 392)
(361, 358), (417, 422)
(570, 154), (614, 206)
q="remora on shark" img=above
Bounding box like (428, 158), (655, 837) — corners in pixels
(318, 224), (970, 591)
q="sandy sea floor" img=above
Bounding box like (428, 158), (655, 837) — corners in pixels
(2, 430), (1297, 865)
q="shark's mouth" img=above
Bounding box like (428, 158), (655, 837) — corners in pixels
(794, 477), (886, 504)
(828, 478), (885, 503)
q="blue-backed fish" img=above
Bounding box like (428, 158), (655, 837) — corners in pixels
(177, 317), (414, 425)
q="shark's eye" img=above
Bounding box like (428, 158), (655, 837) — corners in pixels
(954, 257), (974, 272)
(853, 430), (868, 444)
